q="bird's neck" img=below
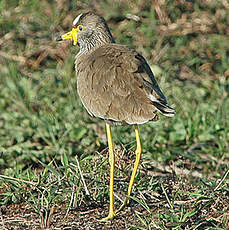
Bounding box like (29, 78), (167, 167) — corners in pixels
(78, 30), (115, 55)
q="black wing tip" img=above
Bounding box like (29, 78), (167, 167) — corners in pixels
(152, 101), (175, 117)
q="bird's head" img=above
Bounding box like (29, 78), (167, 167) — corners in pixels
(56, 12), (115, 51)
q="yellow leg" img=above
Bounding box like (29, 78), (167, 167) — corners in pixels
(116, 124), (142, 213)
(100, 123), (115, 221)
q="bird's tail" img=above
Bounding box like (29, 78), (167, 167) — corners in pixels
(152, 101), (175, 117)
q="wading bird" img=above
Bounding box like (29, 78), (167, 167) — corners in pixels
(57, 12), (175, 221)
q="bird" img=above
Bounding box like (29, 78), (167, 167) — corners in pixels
(56, 11), (175, 221)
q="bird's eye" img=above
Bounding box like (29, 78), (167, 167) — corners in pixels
(78, 25), (83, 31)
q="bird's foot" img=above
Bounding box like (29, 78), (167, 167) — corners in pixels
(99, 212), (115, 221)
(99, 198), (130, 221)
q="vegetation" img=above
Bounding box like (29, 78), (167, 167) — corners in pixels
(0, 0), (228, 229)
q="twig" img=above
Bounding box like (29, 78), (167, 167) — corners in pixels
(113, 192), (124, 203)
(145, 160), (203, 178)
(74, 156), (90, 195)
(0, 207), (6, 230)
(184, 142), (214, 154)
(0, 174), (37, 186)
(214, 169), (229, 191)
(40, 206), (54, 230)
(0, 50), (26, 64)
(161, 183), (173, 210)
(64, 184), (76, 219)
(126, 13), (140, 22)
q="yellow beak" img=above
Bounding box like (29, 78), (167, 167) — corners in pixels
(56, 28), (78, 45)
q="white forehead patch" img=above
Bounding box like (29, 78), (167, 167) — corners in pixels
(73, 14), (83, 25)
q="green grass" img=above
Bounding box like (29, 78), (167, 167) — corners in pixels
(0, 0), (228, 229)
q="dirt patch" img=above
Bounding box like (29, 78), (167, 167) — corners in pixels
(1, 174), (228, 229)
(0, 202), (141, 229)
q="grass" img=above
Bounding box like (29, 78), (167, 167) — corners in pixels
(0, 0), (229, 229)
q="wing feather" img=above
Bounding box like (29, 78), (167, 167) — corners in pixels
(75, 44), (175, 124)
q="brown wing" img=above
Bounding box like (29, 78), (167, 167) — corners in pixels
(76, 44), (175, 125)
